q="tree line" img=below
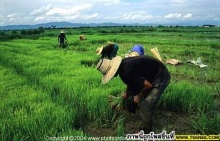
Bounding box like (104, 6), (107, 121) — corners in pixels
(0, 27), (45, 41)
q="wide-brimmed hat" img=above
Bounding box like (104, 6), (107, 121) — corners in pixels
(96, 56), (122, 84)
(60, 30), (64, 33)
(96, 46), (103, 55)
(107, 41), (114, 44)
(128, 51), (140, 57)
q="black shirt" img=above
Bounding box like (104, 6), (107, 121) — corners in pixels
(58, 33), (67, 43)
(117, 56), (170, 95)
(101, 44), (114, 58)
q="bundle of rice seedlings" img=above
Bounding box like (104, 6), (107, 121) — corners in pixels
(150, 47), (162, 62)
(108, 95), (124, 110)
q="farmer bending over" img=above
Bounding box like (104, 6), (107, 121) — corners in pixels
(126, 44), (145, 57)
(96, 56), (170, 133)
(96, 41), (119, 59)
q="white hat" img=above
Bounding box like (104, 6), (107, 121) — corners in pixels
(96, 56), (122, 84)
(60, 30), (64, 33)
(96, 46), (104, 55)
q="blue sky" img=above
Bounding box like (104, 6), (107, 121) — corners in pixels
(0, 0), (219, 26)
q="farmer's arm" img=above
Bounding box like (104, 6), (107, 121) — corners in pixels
(134, 80), (152, 103)
(121, 87), (129, 99)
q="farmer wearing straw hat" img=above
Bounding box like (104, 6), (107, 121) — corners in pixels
(126, 44), (145, 57)
(96, 41), (119, 59)
(96, 56), (170, 134)
(58, 30), (67, 48)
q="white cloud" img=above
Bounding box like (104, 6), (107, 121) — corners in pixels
(84, 13), (99, 19)
(102, 0), (120, 6)
(183, 13), (192, 19)
(66, 13), (97, 20)
(121, 12), (153, 21)
(171, 0), (186, 5)
(164, 13), (192, 20)
(31, 4), (52, 16)
(35, 16), (46, 21)
(164, 13), (182, 19)
(9, 18), (15, 22)
(94, 0), (119, 4)
(7, 13), (18, 18)
(46, 3), (92, 16)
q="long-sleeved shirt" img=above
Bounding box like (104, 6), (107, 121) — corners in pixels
(101, 44), (119, 59)
(117, 56), (170, 95)
(131, 45), (145, 55)
(58, 33), (67, 43)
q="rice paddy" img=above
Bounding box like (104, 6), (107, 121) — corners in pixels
(0, 26), (219, 140)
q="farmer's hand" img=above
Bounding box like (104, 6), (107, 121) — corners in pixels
(133, 95), (141, 103)
(121, 92), (127, 99)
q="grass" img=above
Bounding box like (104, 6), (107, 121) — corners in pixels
(0, 26), (219, 140)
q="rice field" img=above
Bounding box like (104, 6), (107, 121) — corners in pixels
(0, 26), (220, 140)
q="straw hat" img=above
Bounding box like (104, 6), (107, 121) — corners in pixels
(128, 51), (140, 57)
(60, 30), (64, 33)
(107, 41), (114, 44)
(96, 46), (103, 55)
(96, 56), (122, 84)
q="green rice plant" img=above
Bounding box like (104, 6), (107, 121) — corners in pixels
(0, 26), (219, 138)
(210, 43), (220, 49)
(85, 88), (113, 125)
(116, 116), (125, 137)
(183, 49), (196, 56)
(185, 111), (220, 134)
(208, 50), (219, 64)
(0, 65), (80, 141)
(158, 81), (215, 114)
(80, 59), (99, 67)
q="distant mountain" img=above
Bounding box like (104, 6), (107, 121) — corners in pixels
(1, 21), (218, 30)
(0, 22), (127, 30)
(0, 21), (162, 30)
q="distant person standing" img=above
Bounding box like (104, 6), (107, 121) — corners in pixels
(96, 41), (119, 60)
(58, 30), (67, 48)
(125, 44), (145, 57)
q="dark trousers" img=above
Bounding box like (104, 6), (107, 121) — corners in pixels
(139, 76), (170, 133)
(59, 42), (65, 48)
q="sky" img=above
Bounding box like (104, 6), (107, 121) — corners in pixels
(0, 0), (219, 26)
